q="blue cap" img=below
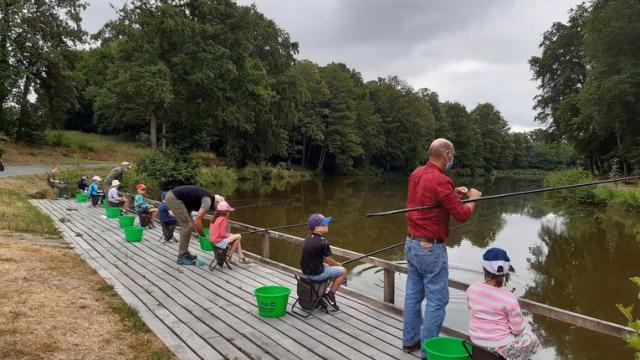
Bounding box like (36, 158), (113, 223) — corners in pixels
(308, 213), (332, 230)
(161, 191), (168, 201)
(482, 247), (515, 275)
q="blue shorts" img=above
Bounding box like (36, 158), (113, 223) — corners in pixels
(307, 264), (345, 282)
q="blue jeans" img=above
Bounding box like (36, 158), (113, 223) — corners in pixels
(403, 237), (449, 352)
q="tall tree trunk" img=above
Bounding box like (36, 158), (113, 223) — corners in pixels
(16, 75), (31, 139)
(149, 110), (158, 150)
(301, 136), (307, 167)
(0, 2), (11, 126)
(616, 132), (628, 176)
(317, 144), (326, 171)
(161, 120), (167, 150)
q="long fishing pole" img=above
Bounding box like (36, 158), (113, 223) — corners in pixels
(366, 176), (640, 218)
(341, 211), (504, 265)
(238, 214), (369, 235)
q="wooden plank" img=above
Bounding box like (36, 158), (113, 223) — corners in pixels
(72, 203), (414, 360)
(50, 201), (348, 357)
(384, 268), (395, 304)
(77, 209), (401, 360)
(37, 201), (243, 360)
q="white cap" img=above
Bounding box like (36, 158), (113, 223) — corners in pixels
(111, 180), (120, 187)
(121, 161), (131, 167)
(92, 176), (102, 181)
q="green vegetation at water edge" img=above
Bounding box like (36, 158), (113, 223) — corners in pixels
(543, 169), (640, 212)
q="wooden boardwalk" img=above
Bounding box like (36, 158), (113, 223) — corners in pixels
(32, 199), (421, 360)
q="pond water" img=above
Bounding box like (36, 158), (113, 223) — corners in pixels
(220, 175), (638, 359)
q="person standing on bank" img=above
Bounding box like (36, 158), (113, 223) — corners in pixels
(165, 185), (223, 265)
(402, 138), (482, 354)
(103, 161), (132, 191)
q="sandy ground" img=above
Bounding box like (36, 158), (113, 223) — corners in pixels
(0, 232), (175, 360)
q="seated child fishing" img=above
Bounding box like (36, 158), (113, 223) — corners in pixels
(466, 248), (540, 360)
(87, 176), (103, 206)
(77, 175), (88, 192)
(134, 183), (157, 228)
(209, 201), (249, 264)
(107, 180), (130, 211)
(300, 213), (346, 303)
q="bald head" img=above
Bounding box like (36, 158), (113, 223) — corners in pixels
(428, 138), (454, 157)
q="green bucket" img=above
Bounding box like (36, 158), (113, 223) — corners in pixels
(203, 228), (210, 237)
(124, 226), (144, 242)
(118, 215), (136, 228)
(199, 235), (214, 251)
(422, 337), (472, 360)
(254, 285), (291, 318)
(76, 193), (89, 203)
(103, 201), (109, 209)
(106, 207), (121, 219)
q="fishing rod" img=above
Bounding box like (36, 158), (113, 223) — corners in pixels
(342, 212), (504, 265)
(366, 176), (640, 218)
(233, 198), (295, 210)
(238, 214), (369, 235)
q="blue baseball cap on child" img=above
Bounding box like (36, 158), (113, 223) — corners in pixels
(482, 247), (516, 275)
(308, 213), (332, 230)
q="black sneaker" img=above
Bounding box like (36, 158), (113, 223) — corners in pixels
(177, 254), (196, 266)
(181, 252), (197, 261)
(402, 342), (421, 353)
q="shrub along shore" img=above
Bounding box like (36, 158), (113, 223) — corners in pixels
(544, 169), (640, 212)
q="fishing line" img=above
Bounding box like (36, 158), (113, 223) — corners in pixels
(341, 211), (504, 265)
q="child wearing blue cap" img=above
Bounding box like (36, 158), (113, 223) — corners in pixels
(466, 248), (540, 360)
(300, 213), (346, 303)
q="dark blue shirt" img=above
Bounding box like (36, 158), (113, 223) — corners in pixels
(158, 203), (176, 224)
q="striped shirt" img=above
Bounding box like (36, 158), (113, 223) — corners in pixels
(465, 281), (526, 348)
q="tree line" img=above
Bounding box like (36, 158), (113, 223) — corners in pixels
(530, 0), (640, 176)
(1, 0), (578, 174)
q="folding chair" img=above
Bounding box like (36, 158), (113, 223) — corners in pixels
(208, 244), (232, 271)
(463, 341), (506, 360)
(137, 209), (151, 227)
(291, 275), (339, 318)
(158, 220), (177, 244)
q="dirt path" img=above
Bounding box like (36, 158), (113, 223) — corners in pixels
(0, 232), (175, 360)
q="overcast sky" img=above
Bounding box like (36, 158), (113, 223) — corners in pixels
(82, 0), (581, 132)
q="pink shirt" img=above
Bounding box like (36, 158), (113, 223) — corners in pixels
(465, 281), (526, 347)
(209, 216), (231, 243)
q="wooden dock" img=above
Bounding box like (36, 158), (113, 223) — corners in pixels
(32, 199), (421, 360)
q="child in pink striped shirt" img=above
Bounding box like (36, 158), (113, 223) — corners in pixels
(209, 201), (248, 264)
(465, 248), (540, 360)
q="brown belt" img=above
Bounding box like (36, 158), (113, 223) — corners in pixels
(407, 234), (445, 244)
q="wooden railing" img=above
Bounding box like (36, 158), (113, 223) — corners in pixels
(229, 220), (637, 340)
(121, 193), (636, 340)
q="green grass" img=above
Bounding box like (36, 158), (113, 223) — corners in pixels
(0, 188), (59, 235)
(99, 284), (150, 334)
(45, 130), (149, 163)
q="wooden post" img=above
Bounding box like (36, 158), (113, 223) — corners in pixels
(383, 268), (395, 304)
(262, 233), (270, 259)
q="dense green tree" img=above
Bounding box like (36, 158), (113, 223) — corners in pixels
(367, 77), (434, 172)
(0, 0), (86, 142)
(442, 102), (484, 174)
(470, 103), (513, 171)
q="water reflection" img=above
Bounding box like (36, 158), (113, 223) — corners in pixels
(225, 175), (636, 359)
